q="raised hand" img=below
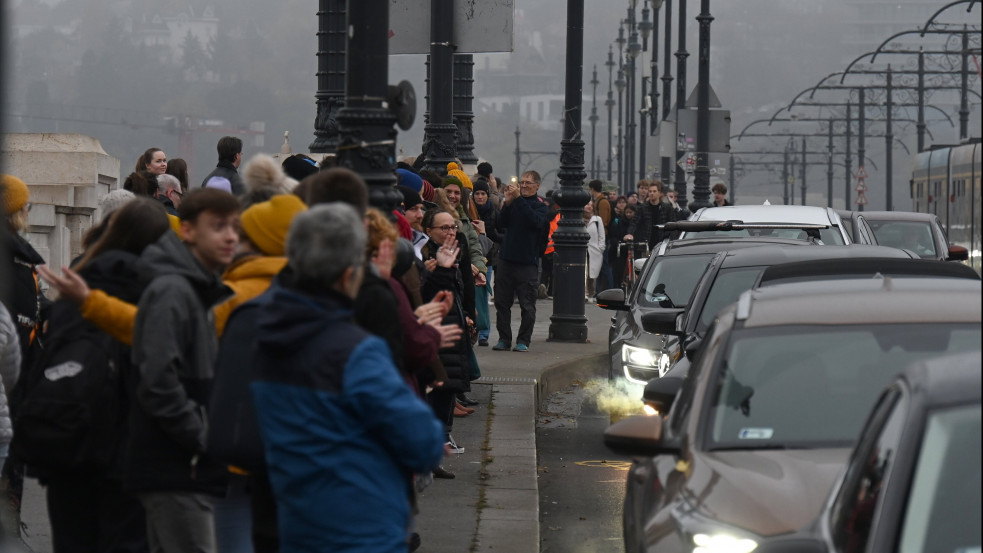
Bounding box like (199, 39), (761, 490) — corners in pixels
(37, 265), (90, 305)
(436, 237), (460, 268)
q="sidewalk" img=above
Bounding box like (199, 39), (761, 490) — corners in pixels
(17, 300), (611, 553)
(414, 299), (610, 553)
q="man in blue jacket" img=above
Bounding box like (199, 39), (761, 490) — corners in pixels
(492, 170), (548, 352)
(251, 203), (445, 553)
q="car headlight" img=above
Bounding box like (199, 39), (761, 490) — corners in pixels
(692, 533), (757, 553)
(621, 345), (672, 383)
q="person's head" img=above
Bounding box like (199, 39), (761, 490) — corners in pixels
(205, 176), (233, 193)
(712, 182), (728, 204)
(286, 203), (366, 298)
(624, 204), (636, 219)
(446, 162), (473, 192)
(365, 207), (399, 271)
(75, 197), (170, 271)
(583, 200), (594, 221)
(123, 171), (159, 198)
(303, 167), (369, 216)
(281, 153), (319, 182)
(519, 170), (542, 198)
(1, 174), (31, 234)
(239, 194), (307, 256)
(615, 195), (627, 213)
(423, 210), (458, 246)
(137, 148), (167, 175)
(396, 168), (424, 193)
(477, 161), (493, 179)
(157, 174), (183, 208)
(588, 179), (603, 193)
(637, 180), (650, 202)
(473, 179), (490, 206)
(217, 136), (244, 167)
(607, 190), (618, 203)
(244, 154), (292, 195)
(177, 188), (241, 272)
(666, 188), (678, 204)
(397, 185), (425, 228)
(442, 176), (464, 208)
(648, 180), (665, 204)
(628, 193), (638, 205)
(164, 158), (189, 193)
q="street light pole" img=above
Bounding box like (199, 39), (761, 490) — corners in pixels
(691, 0), (713, 209)
(672, 0), (689, 208)
(453, 54), (478, 168)
(640, 76), (648, 180)
(800, 137), (807, 205)
(627, 7), (641, 190)
(549, 0), (591, 343)
(845, 101), (852, 209)
(660, 0), (673, 184)
(335, 0), (401, 212)
(827, 118), (834, 208)
(616, 65), (626, 193)
(885, 65), (894, 211)
(590, 65), (600, 179)
(422, 0), (457, 172)
(605, 47), (616, 180)
(857, 87), (866, 212)
(310, 0), (346, 153)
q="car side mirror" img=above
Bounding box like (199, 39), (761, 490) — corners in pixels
(643, 376), (683, 415)
(684, 338), (703, 362)
(596, 288), (628, 311)
(948, 244), (969, 261)
(603, 414), (680, 457)
(640, 308), (686, 335)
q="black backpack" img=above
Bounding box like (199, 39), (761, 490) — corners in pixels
(12, 301), (127, 474)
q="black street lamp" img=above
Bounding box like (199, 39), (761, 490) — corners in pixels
(335, 0), (402, 212)
(453, 54), (478, 168)
(672, 0), (689, 208)
(549, 0), (591, 343)
(660, 0), (674, 183)
(422, 0), (457, 172)
(605, 47), (616, 181)
(639, 0), (654, 180)
(310, 0), (347, 153)
(626, 10), (642, 190)
(615, 65), (627, 193)
(589, 65), (600, 179)
(691, 0), (713, 209)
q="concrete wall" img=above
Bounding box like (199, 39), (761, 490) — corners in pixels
(1, 133), (121, 273)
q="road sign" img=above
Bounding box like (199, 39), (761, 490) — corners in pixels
(854, 166), (868, 180)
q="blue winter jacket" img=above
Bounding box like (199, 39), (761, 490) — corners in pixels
(497, 194), (548, 266)
(250, 281), (445, 553)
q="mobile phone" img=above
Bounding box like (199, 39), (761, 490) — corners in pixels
(510, 176), (518, 184)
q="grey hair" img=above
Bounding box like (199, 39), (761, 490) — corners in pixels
(286, 202), (366, 291)
(157, 173), (181, 193)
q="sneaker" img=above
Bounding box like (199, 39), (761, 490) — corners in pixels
(457, 392), (479, 406)
(492, 341), (511, 351)
(478, 338), (489, 347)
(538, 283), (548, 299)
(446, 435), (465, 454)
(513, 343), (529, 352)
(432, 466), (456, 479)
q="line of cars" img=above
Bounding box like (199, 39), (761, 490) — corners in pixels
(596, 204), (981, 553)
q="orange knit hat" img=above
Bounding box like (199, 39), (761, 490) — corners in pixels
(446, 162), (473, 190)
(240, 194), (308, 256)
(1, 174), (30, 215)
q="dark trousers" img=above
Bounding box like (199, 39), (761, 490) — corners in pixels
(539, 254), (554, 295)
(250, 471), (279, 553)
(46, 476), (149, 553)
(494, 260), (539, 346)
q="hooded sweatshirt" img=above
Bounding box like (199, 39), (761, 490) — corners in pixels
(124, 232), (231, 495)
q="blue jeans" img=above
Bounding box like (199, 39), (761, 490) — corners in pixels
(214, 474), (253, 553)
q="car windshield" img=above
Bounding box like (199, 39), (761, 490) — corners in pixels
(696, 267), (765, 333)
(684, 227), (846, 245)
(637, 254), (715, 308)
(867, 220), (937, 258)
(899, 404), (981, 553)
(706, 324), (982, 450)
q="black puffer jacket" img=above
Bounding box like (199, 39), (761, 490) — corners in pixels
(2, 232), (48, 366)
(420, 237), (474, 393)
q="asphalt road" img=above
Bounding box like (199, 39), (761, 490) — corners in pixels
(537, 383), (631, 553)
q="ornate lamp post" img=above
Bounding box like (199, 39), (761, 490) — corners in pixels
(549, 0), (591, 342)
(691, 0), (714, 209)
(309, 0), (347, 153)
(422, 0), (457, 172)
(615, 65), (627, 193)
(589, 65), (600, 179)
(605, 47), (616, 181)
(638, 0), (654, 180)
(672, 0), (689, 208)
(660, 0), (674, 183)
(626, 15), (642, 188)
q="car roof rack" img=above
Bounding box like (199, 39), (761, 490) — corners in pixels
(759, 257), (981, 285)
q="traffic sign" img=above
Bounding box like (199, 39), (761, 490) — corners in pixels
(854, 166), (868, 180)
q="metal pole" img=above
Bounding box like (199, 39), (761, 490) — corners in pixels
(691, 0), (712, 209)
(728, 154), (735, 204)
(790, 144), (796, 205)
(800, 137), (807, 206)
(422, 0), (457, 172)
(858, 88), (866, 212)
(827, 119), (834, 208)
(617, 65), (625, 194)
(514, 126), (521, 179)
(590, 65), (599, 179)
(335, 0), (400, 211)
(605, 47), (615, 181)
(453, 54), (478, 168)
(660, 0), (673, 183)
(672, 0), (689, 209)
(917, 48), (926, 152)
(310, 0), (347, 153)
(885, 65), (894, 211)
(959, 26), (969, 140)
(550, 0), (590, 343)
(640, 76), (648, 180)
(845, 101), (852, 209)
(782, 142), (790, 206)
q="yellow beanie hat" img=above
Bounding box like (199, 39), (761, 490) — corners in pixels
(446, 162), (473, 190)
(240, 194), (308, 256)
(1, 174), (30, 215)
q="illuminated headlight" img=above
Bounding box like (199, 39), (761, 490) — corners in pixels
(621, 345), (672, 383)
(692, 533), (757, 553)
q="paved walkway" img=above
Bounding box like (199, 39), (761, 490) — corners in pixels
(17, 300), (612, 553)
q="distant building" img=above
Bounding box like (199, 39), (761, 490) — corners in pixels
(125, 7), (218, 69)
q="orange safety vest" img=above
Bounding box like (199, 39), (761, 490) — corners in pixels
(544, 213), (560, 255)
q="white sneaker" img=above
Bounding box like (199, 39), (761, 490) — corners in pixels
(446, 434), (465, 454)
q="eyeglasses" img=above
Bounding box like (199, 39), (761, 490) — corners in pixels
(430, 224), (459, 232)
(519, 180), (537, 185)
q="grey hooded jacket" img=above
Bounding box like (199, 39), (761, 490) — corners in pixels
(0, 303), (22, 445)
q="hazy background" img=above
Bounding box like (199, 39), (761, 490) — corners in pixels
(3, 0), (979, 208)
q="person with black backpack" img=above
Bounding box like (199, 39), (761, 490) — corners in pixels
(21, 197), (171, 553)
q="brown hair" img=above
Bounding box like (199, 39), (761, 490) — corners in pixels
(178, 188), (240, 223)
(165, 158), (190, 193)
(74, 198), (170, 271)
(365, 208), (399, 257)
(303, 168), (368, 216)
(122, 171), (159, 197)
(135, 148), (163, 173)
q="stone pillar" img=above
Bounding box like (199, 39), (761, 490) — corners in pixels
(1, 133), (120, 274)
